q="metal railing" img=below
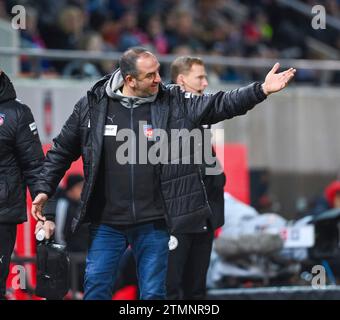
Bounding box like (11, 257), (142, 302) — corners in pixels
(1, 46), (340, 71)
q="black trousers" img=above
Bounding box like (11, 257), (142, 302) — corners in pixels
(166, 230), (214, 300)
(0, 224), (17, 299)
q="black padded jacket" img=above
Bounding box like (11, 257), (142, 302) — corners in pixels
(36, 71), (267, 233)
(0, 72), (44, 224)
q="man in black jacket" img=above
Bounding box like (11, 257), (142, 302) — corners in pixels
(31, 47), (295, 300)
(167, 56), (226, 299)
(0, 70), (54, 300)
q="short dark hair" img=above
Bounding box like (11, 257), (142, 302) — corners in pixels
(170, 56), (204, 83)
(119, 47), (152, 80)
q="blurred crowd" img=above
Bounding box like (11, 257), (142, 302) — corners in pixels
(1, 0), (340, 82)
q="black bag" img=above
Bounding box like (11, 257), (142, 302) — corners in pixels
(35, 241), (70, 299)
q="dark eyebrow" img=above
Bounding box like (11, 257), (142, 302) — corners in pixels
(145, 65), (161, 77)
(146, 72), (156, 77)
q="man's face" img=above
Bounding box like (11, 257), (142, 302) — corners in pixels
(180, 64), (208, 95)
(133, 54), (162, 97)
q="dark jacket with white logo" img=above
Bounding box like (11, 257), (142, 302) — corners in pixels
(0, 72), (44, 223)
(91, 98), (165, 226)
(36, 70), (267, 233)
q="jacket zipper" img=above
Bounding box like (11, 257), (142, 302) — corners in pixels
(198, 165), (210, 208)
(197, 165), (213, 231)
(130, 99), (136, 223)
(80, 91), (94, 219)
(81, 91), (97, 222)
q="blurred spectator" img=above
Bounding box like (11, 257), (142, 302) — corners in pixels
(117, 9), (149, 51)
(163, 9), (179, 52)
(242, 9), (273, 57)
(20, 7), (45, 49)
(194, 0), (227, 50)
(4, 0), (340, 83)
(326, 0), (340, 18)
(308, 180), (340, 217)
(54, 174), (88, 294)
(108, 0), (139, 20)
(0, 0), (10, 20)
(62, 31), (110, 78)
(325, 181), (340, 209)
(171, 10), (203, 52)
(40, 5), (86, 72)
(20, 6), (51, 74)
(30, 0), (67, 28)
(55, 174), (86, 247)
(101, 20), (121, 48)
(145, 15), (169, 54)
(57, 5), (86, 49)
